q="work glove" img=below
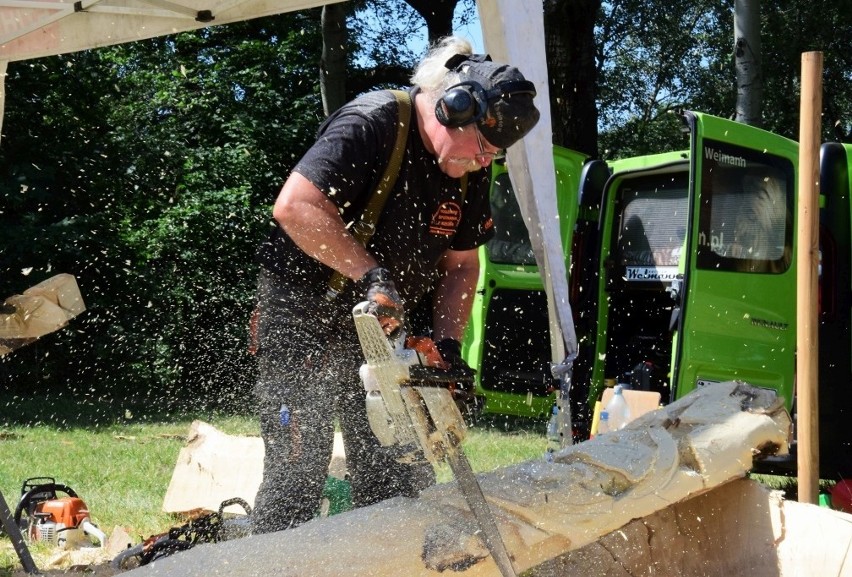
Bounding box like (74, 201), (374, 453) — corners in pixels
(434, 338), (475, 381)
(359, 266), (405, 336)
(435, 337), (478, 413)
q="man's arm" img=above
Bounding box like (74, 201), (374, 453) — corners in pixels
(432, 248), (481, 342)
(273, 172), (378, 281)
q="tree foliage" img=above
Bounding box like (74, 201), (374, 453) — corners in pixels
(545, 0), (601, 157)
(340, 0), (476, 96)
(595, 0), (730, 157)
(759, 0), (852, 141)
(592, 0), (852, 158)
(0, 14), (325, 412)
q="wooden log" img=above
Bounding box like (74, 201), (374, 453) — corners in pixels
(530, 477), (852, 576)
(0, 273), (85, 356)
(161, 422), (348, 516)
(122, 381), (797, 577)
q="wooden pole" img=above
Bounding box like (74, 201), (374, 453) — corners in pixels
(796, 51), (823, 505)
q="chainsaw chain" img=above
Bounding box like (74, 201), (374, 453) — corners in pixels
(113, 497), (251, 570)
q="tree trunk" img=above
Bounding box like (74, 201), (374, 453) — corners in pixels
(544, 0), (600, 157)
(734, 0), (762, 126)
(405, 0), (458, 46)
(321, 3), (348, 116)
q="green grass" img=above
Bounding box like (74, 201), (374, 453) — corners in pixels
(436, 421), (547, 483)
(0, 395), (259, 538)
(750, 472), (838, 503)
(0, 395), (548, 574)
(0, 394), (263, 574)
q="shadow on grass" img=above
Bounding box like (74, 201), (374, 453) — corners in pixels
(2, 389), (547, 435)
(468, 411), (546, 435)
(0, 392), (253, 430)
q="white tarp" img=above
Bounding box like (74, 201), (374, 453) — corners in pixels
(0, 0), (330, 62)
(477, 0), (577, 371)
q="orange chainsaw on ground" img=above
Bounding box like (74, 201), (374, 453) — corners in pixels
(14, 477), (106, 549)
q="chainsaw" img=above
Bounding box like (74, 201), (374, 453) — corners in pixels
(111, 497), (252, 571)
(14, 477), (107, 549)
(353, 302), (518, 577)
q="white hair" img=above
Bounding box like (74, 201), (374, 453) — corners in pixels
(410, 36), (474, 102)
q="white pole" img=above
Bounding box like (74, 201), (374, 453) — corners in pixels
(0, 60), (7, 146)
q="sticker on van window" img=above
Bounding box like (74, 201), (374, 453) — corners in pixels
(623, 266), (680, 282)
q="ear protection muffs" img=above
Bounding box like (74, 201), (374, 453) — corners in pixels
(435, 79), (536, 128)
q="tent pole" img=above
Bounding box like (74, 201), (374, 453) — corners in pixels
(0, 60), (6, 146)
(0, 489), (39, 574)
(476, 0), (578, 445)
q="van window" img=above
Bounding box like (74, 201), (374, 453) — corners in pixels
(486, 172), (537, 265)
(696, 140), (794, 273)
(615, 173), (688, 283)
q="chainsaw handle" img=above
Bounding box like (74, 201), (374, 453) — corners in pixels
(13, 482), (79, 526)
(19, 476), (57, 494)
(217, 497), (252, 517)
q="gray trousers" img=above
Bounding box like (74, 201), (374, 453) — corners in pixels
(250, 268), (435, 534)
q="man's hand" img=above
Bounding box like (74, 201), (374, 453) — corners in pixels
(434, 338), (477, 410)
(359, 267), (404, 336)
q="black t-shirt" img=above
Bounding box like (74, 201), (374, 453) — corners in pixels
(257, 88), (494, 305)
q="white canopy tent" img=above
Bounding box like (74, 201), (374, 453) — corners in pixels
(0, 0), (331, 135)
(0, 0), (576, 394)
(0, 0), (326, 61)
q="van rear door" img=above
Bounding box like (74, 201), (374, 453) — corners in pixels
(674, 112), (798, 406)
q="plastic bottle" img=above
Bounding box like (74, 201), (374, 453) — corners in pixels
(544, 405), (561, 462)
(604, 384), (631, 430)
(597, 410), (610, 435)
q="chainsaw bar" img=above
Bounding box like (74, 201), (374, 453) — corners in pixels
(440, 431), (518, 577)
(416, 388), (517, 577)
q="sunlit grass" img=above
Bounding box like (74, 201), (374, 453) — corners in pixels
(0, 407), (258, 541)
(0, 394), (261, 575)
(436, 423), (546, 483)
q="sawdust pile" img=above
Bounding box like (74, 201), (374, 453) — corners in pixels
(3, 524), (135, 577)
(9, 562), (119, 577)
(4, 547), (121, 577)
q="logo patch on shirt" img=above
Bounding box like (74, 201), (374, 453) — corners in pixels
(430, 202), (462, 235)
